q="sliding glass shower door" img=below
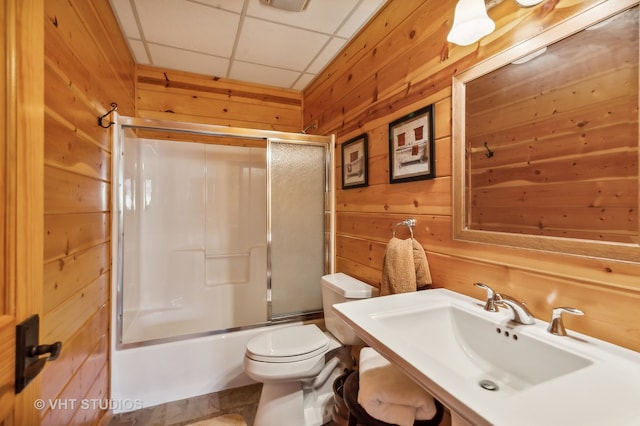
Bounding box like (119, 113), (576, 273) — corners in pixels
(269, 141), (330, 318)
(114, 117), (334, 347)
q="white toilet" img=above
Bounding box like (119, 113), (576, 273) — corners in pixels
(244, 273), (378, 426)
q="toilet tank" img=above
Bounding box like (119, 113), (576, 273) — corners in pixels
(321, 273), (378, 345)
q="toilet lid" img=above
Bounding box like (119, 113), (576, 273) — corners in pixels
(246, 325), (330, 363)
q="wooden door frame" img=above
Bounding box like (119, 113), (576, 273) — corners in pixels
(2, 0), (44, 424)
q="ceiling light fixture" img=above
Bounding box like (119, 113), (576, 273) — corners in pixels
(447, 0), (496, 46)
(513, 0), (544, 7)
(259, 0), (310, 12)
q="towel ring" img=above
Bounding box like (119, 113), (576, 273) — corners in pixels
(392, 218), (416, 239)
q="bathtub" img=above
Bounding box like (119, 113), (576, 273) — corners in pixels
(111, 321), (305, 413)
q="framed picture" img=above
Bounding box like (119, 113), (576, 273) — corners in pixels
(341, 133), (368, 189)
(388, 104), (435, 184)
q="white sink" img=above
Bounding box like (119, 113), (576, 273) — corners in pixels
(333, 289), (640, 426)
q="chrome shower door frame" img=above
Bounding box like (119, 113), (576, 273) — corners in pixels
(111, 115), (335, 349)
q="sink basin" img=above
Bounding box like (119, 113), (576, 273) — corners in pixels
(333, 289), (640, 426)
(374, 304), (592, 394)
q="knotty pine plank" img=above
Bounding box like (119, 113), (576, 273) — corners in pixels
(40, 306), (108, 402)
(44, 213), (109, 263)
(43, 243), (109, 314)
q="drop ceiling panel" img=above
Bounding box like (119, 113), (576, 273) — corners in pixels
(109, 0), (388, 89)
(136, 0), (240, 57)
(235, 17), (329, 71)
(195, 0), (245, 13)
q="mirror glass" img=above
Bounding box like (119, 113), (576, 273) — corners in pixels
(453, 4), (639, 261)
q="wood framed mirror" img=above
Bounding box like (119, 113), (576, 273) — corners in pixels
(452, 0), (639, 262)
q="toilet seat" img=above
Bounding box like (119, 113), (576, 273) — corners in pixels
(246, 325), (330, 363)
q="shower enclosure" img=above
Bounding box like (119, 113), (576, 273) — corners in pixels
(111, 116), (334, 409)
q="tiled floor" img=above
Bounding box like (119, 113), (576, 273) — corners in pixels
(109, 383), (262, 426)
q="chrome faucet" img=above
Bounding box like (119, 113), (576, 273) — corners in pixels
(547, 307), (584, 336)
(495, 294), (536, 325)
(474, 282), (500, 312)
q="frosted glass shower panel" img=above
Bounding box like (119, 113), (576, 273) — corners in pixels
(270, 142), (327, 317)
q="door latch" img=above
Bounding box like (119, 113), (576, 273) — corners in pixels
(15, 314), (62, 393)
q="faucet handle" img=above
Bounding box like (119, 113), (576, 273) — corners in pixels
(474, 282), (500, 312)
(547, 307), (584, 336)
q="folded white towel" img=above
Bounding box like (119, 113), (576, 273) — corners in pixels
(357, 347), (437, 426)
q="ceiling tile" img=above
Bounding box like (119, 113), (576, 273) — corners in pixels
(129, 39), (150, 64)
(109, 0), (389, 89)
(192, 0), (245, 13)
(235, 17), (329, 71)
(148, 44), (230, 76)
(110, 0), (141, 39)
(134, 0), (240, 57)
(229, 61), (302, 88)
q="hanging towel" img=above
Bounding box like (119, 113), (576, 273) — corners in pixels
(413, 239), (433, 290)
(380, 237), (416, 296)
(357, 347), (437, 426)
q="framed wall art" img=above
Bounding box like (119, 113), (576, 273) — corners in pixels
(388, 104), (435, 184)
(341, 133), (368, 189)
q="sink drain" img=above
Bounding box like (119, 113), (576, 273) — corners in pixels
(479, 379), (499, 391)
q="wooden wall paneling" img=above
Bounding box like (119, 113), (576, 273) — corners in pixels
(43, 0), (135, 423)
(307, 1), (606, 137)
(136, 65), (303, 132)
(43, 213), (109, 263)
(40, 306), (108, 404)
(44, 113), (111, 180)
(334, 91), (451, 193)
(311, 0), (640, 352)
(336, 212), (445, 244)
(468, 124), (637, 169)
(335, 256), (383, 288)
(67, 0), (135, 84)
(44, 59), (112, 152)
(304, 0), (429, 112)
(43, 244), (109, 314)
(427, 252), (640, 348)
(464, 22), (639, 240)
(1, 0), (6, 319)
(336, 177), (451, 215)
(137, 64), (302, 105)
(44, 167), (109, 214)
(336, 212), (450, 286)
(0, 318), (15, 423)
(136, 94), (302, 132)
(41, 273), (109, 347)
(69, 365), (109, 426)
(306, 2), (460, 134)
(4, 0), (46, 423)
(336, 235), (386, 271)
(137, 85), (301, 131)
(45, 0), (134, 115)
(0, 1), (12, 420)
(40, 335), (108, 426)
